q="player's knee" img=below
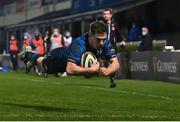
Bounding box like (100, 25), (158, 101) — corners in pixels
(36, 58), (45, 73)
(37, 57), (44, 64)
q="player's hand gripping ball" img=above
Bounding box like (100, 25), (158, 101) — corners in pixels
(80, 51), (97, 78)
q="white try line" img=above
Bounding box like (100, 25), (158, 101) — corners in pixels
(2, 76), (176, 101)
(81, 86), (174, 100)
(1, 76), (63, 85)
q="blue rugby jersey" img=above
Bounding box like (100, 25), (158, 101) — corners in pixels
(68, 33), (116, 65)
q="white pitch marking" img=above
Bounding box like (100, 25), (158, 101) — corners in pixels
(82, 86), (174, 100)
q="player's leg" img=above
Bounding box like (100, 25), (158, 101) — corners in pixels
(36, 57), (46, 76)
(20, 46), (32, 60)
(25, 52), (43, 70)
(20, 47), (43, 72)
(34, 51), (56, 78)
(30, 47), (68, 77)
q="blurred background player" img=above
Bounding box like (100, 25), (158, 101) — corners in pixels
(43, 30), (51, 53)
(9, 35), (19, 71)
(50, 28), (63, 50)
(63, 30), (72, 47)
(20, 21), (119, 87)
(138, 26), (152, 51)
(102, 8), (123, 51)
(22, 32), (32, 73)
(32, 32), (45, 75)
(32, 32), (45, 55)
(128, 22), (141, 42)
(23, 32), (32, 48)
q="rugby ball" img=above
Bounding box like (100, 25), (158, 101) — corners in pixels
(81, 52), (97, 68)
(80, 52), (97, 78)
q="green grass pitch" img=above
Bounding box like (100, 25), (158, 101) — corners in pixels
(0, 72), (180, 121)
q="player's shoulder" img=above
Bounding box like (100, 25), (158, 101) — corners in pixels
(72, 33), (88, 46)
(70, 33), (88, 52)
(74, 32), (87, 41)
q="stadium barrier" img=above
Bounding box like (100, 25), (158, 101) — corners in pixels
(115, 51), (180, 83)
(116, 40), (167, 52)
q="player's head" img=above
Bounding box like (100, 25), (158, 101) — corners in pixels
(24, 32), (31, 40)
(53, 28), (60, 36)
(103, 8), (113, 22)
(88, 21), (107, 50)
(10, 35), (15, 40)
(142, 26), (149, 35)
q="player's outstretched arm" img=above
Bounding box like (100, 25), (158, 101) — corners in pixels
(99, 57), (119, 76)
(66, 61), (100, 75)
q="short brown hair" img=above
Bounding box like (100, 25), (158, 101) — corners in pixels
(103, 8), (113, 14)
(89, 21), (107, 36)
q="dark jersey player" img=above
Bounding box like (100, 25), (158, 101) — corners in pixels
(20, 21), (119, 86)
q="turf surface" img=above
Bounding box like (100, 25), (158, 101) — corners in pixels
(0, 72), (180, 120)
